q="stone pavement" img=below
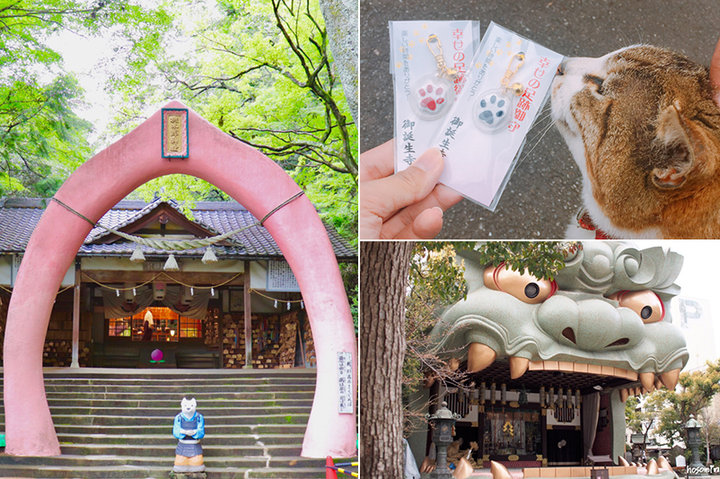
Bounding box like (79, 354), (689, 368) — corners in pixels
(360, 0), (720, 239)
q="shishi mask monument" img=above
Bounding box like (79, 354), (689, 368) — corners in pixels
(414, 242), (688, 478)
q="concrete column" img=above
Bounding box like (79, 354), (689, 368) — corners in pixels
(70, 262), (80, 368)
(243, 261), (252, 368)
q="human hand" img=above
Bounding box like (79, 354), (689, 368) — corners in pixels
(360, 140), (462, 239)
(711, 35), (720, 105)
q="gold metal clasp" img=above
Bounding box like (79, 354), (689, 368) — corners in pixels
(501, 52), (526, 95)
(427, 34), (458, 79)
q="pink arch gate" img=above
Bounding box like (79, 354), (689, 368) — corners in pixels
(2, 101), (357, 457)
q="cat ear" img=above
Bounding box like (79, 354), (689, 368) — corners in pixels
(651, 101), (701, 189)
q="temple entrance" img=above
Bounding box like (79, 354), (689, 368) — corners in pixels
(1, 101), (357, 458)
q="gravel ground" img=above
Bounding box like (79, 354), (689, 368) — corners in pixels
(360, 0), (720, 239)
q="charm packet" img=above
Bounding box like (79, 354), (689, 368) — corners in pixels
(389, 20), (481, 173)
(432, 22), (564, 210)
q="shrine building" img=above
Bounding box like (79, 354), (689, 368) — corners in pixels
(0, 196), (355, 370)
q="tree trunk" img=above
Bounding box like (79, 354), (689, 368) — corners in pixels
(360, 241), (414, 478)
(318, 0), (358, 123)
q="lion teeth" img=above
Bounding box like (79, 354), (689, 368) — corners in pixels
(467, 343), (496, 373)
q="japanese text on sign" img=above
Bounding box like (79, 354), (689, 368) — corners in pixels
(438, 116), (464, 155)
(469, 37), (501, 97)
(167, 115), (183, 153)
(337, 352), (354, 414)
(451, 28), (467, 94)
(401, 119), (416, 165)
(267, 260), (300, 292)
(507, 56), (550, 132)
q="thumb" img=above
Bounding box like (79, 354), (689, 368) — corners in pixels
(369, 148), (445, 218)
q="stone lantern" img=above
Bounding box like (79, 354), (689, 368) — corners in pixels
(685, 415), (703, 472)
(427, 401), (461, 479)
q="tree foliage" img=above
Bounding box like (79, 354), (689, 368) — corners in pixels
(633, 360), (720, 448)
(473, 241), (580, 280)
(0, 0), (170, 197)
(654, 361), (720, 445)
(107, 0), (358, 243)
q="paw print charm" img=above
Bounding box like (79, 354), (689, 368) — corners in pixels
(411, 77), (452, 119)
(474, 90), (512, 131)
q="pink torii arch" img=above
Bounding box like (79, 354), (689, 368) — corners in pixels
(2, 101), (357, 457)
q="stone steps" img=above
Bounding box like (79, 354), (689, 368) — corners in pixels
(0, 465), (327, 478)
(0, 368), (328, 478)
(56, 432), (305, 446)
(0, 397), (314, 407)
(0, 390), (315, 400)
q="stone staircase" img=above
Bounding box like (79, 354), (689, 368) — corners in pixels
(0, 368), (330, 478)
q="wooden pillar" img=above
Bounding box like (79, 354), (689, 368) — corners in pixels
(70, 261), (80, 368)
(243, 261), (252, 368)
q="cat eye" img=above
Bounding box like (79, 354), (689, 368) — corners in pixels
(483, 263), (557, 304)
(608, 290), (665, 324)
(584, 74), (605, 94)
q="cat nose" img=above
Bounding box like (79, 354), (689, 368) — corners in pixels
(557, 59), (567, 76)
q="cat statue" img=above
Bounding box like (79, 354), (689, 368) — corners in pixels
(172, 397), (206, 474)
(551, 45), (720, 238)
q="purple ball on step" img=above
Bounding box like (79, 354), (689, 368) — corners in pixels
(151, 349), (163, 362)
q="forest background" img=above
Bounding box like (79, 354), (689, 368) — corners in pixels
(0, 0), (357, 298)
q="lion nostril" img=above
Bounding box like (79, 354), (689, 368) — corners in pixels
(606, 338), (630, 348)
(562, 327), (576, 344)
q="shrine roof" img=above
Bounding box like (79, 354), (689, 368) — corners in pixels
(0, 197), (356, 261)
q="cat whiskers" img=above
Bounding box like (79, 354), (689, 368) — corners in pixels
(515, 103), (557, 165)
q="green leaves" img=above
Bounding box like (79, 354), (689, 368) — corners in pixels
(0, 0), (171, 197)
(472, 241), (579, 280)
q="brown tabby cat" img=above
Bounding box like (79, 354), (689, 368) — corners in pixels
(551, 45), (720, 238)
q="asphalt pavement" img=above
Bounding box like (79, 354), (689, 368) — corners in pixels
(360, 0), (720, 239)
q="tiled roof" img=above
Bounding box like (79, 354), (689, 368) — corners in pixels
(0, 197), (356, 260)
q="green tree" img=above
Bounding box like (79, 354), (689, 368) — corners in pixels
(0, 0), (171, 197)
(107, 0), (358, 243)
(653, 360), (720, 446)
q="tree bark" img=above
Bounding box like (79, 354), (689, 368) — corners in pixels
(360, 241), (414, 478)
(318, 0), (358, 123)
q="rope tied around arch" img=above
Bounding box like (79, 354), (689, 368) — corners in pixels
(50, 191), (305, 252)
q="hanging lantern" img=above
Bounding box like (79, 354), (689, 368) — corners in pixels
(164, 254), (179, 271)
(201, 246), (218, 264)
(129, 244), (146, 262)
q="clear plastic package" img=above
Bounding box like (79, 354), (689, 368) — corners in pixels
(389, 20), (481, 173)
(432, 22), (564, 210)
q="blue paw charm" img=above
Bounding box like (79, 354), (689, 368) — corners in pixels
(474, 90), (512, 131)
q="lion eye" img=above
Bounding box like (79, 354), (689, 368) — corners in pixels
(608, 290), (665, 323)
(483, 263), (557, 304)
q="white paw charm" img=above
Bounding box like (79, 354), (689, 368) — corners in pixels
(412, 77), (451, 119)
(474, 90), (512, 131)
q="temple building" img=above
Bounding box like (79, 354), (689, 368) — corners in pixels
(0, 196), (355, 370)
(410, 242), (688, 473)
